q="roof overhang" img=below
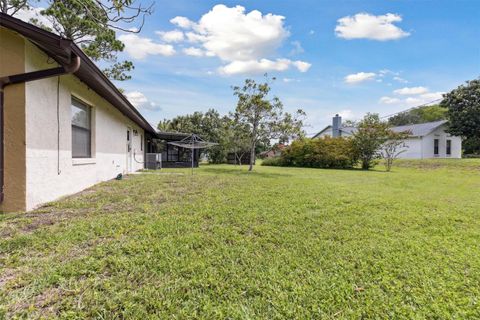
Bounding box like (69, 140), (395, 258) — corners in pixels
(0, 13), (156, 134)
(156, 131), (192, 141)
(312, 125), (332, 138)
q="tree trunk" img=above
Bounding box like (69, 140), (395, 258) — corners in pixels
(362, 158), (370, 170)
(249, 141), (256, 171)
(236, 153), (244, 165)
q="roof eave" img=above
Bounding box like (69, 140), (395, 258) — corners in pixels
(0, 13), (157, 134)
(70, 46), (157, 134)
(313, 125), (331, 138)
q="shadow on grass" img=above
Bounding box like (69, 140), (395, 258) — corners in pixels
(201, 166), (292, 178)
(260, 164), (390, 174)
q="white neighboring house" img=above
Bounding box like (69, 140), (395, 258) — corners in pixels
(314, 114), (462, 159)
(1, 14), (157, 212)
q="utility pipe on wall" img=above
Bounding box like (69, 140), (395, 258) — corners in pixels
(0, 55), (80, 202)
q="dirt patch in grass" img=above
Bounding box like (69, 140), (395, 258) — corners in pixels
(0, 208), (92, 239)
(8, 286), (68, 318)
(0, 268), (17, 289)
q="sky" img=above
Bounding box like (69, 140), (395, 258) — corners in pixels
(23, 0), (480, 134)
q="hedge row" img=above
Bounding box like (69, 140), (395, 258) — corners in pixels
(262, 137), (357, 169)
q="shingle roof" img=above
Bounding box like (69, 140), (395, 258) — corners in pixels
(339, 127), (357, 135)
(315, 120), (449, 138)
(389, 120), (448, 137)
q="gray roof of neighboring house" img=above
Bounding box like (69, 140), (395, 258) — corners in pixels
(339, 127), (357, 135)
(389, 120), (448, 137)
(314, 120), (449, 138)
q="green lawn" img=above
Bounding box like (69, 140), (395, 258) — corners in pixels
(1, 160), (480, 318)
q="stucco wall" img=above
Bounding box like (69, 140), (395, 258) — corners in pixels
(397, 138), (422, 159)
(24, 41), (144, 211)
(0, 28), (27, 212)
(421, 126), (462, 159)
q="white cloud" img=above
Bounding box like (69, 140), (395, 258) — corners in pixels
(344, 72), (376, 84)
(126, 91), (147, 107)
(192, 5), (289, 61)
(393, 86), (429, 95)
(417, 91), (444, 101)
(335, 13), (410, 41)
(183, 47), (206, 57)
(170, 16), (195, 29)
(283, 78), (298, 83)
(338, 109), (355, 119)
(292, 60), (311, 72)
(219, 58), (310, 75)
(405, 92), (445, 107)
(393, 76), (408, 83)
(379, 96), (401, 104)
(125, 91), (161, 111)
(290, 41), (304, 55)
(156, 30), (184, 42)
(378, 69), (400, 77)
(309, 30), (315, 35)
(380, 89), (444, 107)
(118, 34), (175, 59)
(404, 95), (442, 106)
(163, 4), (310, 75)
(15, 7), (52, 28)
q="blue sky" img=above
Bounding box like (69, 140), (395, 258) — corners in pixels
(104, 1), (477, 133)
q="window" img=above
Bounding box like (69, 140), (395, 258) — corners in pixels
(434, 139), (439, 156)
(141, 134), (143, 151)
(167, 145), (179, 161)
(71, 98), (91, 158)
(446, 139), (451, 155)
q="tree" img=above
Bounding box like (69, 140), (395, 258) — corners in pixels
(442, 79), (480, 140)
(157, 119), (172, 132)
(224, 114), (251, 165)
(157, 109), (226, 163)
(233, 76), (305, 171)
(4, 0), (153, 81)
(0, 0), (31, 15)
(275, 109), (306, 144)
(351, 113), (390, 170)
(388, 105), (447, 126)
(463, 136), (480, 155)
(378, 131), (409, 172)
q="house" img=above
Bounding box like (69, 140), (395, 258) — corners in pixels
(314, 114), (462, 159)
(0, 13), (159, 212)
(259, 144), (286, 158)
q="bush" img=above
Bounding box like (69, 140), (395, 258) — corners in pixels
(463, 154), (480, 158)
(277, 137), (357, 169)
(261, 156), (285, 166)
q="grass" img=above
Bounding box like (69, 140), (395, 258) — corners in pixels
(1, 160), (480, 318)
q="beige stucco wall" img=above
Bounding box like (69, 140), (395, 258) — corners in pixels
(24, 40), (145, 211)
(0, 28), (27, 212)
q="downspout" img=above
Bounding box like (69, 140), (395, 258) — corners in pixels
(0, 55), (80, 202)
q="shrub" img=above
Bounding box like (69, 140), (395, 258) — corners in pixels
(463, 154), (480, 158)
(278, 137), (357, 169)
(261, 156), (285, 166)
